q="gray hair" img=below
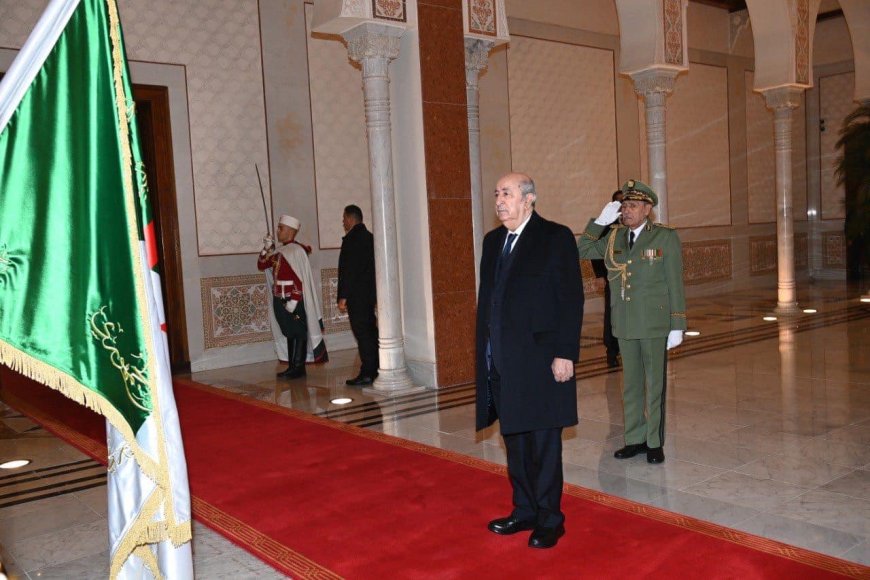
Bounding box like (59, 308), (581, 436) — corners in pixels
(518, 175), (537, 207)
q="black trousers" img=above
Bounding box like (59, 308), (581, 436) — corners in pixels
(490, 366), (565, 528)
(347, 299), (378, 376)
(603, 280), (619, 356)
(273, 297), (307, 339)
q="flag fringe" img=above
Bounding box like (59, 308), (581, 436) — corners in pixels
(0, 339), (192, 576)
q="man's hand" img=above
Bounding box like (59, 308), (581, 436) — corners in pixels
(594, 201), (622, 226)
(551, 358), (573, 383)
(666, 330), (683, 350)
(337, 298), (347, 313)
(285, 299), (298, 313)
(262, 234), (274, 253)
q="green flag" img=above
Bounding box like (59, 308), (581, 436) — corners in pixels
(0, 0), (192, 576)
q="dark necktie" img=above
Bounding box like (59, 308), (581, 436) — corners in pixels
(495, 233), (517, 279)
(629, 231), (635, 250)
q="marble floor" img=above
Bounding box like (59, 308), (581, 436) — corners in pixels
(1, 281), (869, 578)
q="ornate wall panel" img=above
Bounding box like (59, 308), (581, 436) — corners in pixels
(662, 0), (684, 66)
(201, 275), (271, 349)
(305, 5), (372, 249)
(682, 239), (732, 285)
(745, 71), (808, 224)
(507, 36), (618, 232)
(795, 232), (808, 269)
(749, 235), (777, 275)
(822, 231), (846, 269)
(1, 0), (271, 256)
(580, 260), (604, 298)
(819, 72), (854, 220)
(795, 0), (809, 85)
(373, 0), (406, 22)
(320, 267), (351, 334)
(468, 0), (497, 36)
(639, 63), (730, 228)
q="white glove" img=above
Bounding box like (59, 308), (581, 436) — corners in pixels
(285, 299), (298, 313)
(594, 201), (622, 226)
(666, 330), (683, 350)
(261, 234), (274, 253)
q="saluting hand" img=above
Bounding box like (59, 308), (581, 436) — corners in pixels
(551, 358), (573, 382)
(594, 201), (622, 226)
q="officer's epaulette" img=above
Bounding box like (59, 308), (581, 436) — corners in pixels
(654, 222), (675, 229)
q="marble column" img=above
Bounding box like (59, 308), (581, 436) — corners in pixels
(763, 86), (803, 315)
(630, 68), (680, 224)
(465, 38), (494, 288)
(343, 24), (414, 391)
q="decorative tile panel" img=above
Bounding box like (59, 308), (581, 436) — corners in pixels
(795, 0), (809, 85)
(823, 232), (846, 269)
(201, 275), (272, 349)
(320, 268), (351, 335)
(580, 260), (604, 298)
(373, 0), (406, 23)
(750, 235), (777, 276)
(663, 0), (684, 66)
(745, 71), (808, 224)
(683, 239), (732, 285)
(795, 232), (808, 269)
(469, 0), (497, 36)
(819, 72), (853, 220)
(508, 37), (617, 232)
(305, 5), (372, 250)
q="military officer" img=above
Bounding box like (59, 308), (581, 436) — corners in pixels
(577, 180), (686, 464)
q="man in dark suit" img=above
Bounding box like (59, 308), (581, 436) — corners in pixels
(337, 204), (378, 386)
(590, 190), (624, 367)
(476, 172), (583, 549)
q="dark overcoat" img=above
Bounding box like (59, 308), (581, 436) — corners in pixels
(475, 211), (583, 434)
(337, 223), (376, 306)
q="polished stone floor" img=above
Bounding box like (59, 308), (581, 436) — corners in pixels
(1, 281), (869, 578)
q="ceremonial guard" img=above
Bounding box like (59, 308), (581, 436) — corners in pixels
(577, 180), (686, 464)
(258, 214), (328, 378)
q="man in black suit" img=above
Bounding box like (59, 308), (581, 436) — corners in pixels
(475, 172), (583, 549)
(590, 190), (624, 367)
(337, 205), (378, 386)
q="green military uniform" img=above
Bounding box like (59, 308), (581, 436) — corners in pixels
(577, 181), (686, 450)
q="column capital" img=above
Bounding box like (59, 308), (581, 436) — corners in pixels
(629, 67), (681, 96)
(342, 23), (404, 64)
(465, 38), (495, 76)
(761, 85), (804, 111)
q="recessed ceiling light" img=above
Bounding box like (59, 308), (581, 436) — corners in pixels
(861, 298), (870, 303)
(803, 309), (817, 314)
(0, 459), (31, 469)
(330, 397), (353, 405)
(763, 316), (777, 321)
(685, 331), (700, 337)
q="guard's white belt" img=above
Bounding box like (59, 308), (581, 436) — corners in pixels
(275, 280), (295, 286)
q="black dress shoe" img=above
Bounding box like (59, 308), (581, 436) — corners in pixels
(345, 375), (374, 386)
(528, 524), (565, 549)
(487, 516), (536, 535)
(613, 443), (648, 459)
(647, 446), (665, 464)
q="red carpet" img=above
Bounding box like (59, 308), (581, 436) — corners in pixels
(2, 368), (867, 579)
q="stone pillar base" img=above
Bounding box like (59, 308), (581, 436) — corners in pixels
(773, 302), (801, 316)
(370, 367), (416, 393)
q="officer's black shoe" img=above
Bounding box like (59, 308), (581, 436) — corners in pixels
(276, 367), (294, 378)
(345, 375), (374, 386)
(613, 442), (648, 459)
(647, 447), (665, 464)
